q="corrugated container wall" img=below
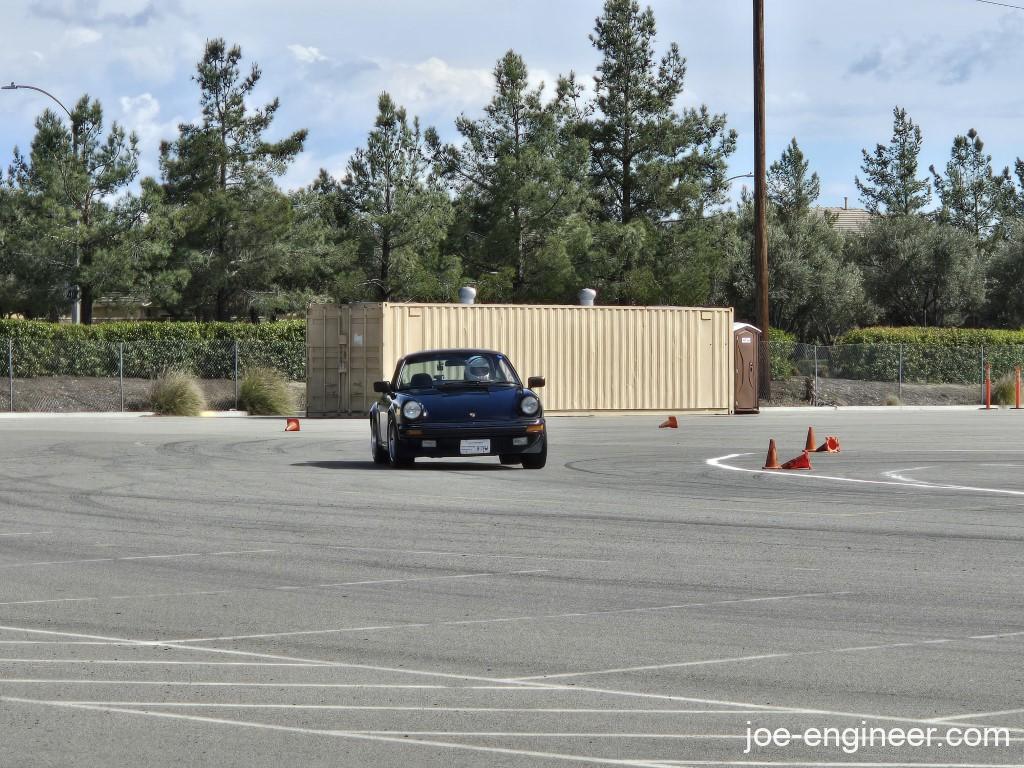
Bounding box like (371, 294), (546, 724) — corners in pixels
(307, 302), (734, 416)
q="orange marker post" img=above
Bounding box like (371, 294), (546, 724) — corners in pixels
(1015, 366), (1022, 410)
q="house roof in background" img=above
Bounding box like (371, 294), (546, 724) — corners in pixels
(815, 206), (874, 234)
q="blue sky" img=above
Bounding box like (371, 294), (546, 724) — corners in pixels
(2, 0), (1023, 209)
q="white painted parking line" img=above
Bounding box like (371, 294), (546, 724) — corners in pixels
(0, 697), (678, 768)
(0, 569), (550, 607)
(709, 453), (1024, 498)
(0, 531), (51, 537)
(325, 544), (615, 564)
(655, 763), (1024, 767)
(0, 549), (278, 569)
(5, 701), (775, 714)
(513, 630), (1024, 681)
(0, 679), (565, 690)
(927, 705), (1024, 722)
(168, 592), (842, 644)
(4, 621), (1020, 738)
(0, 659), (331, 667)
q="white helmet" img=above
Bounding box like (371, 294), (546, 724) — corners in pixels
(465, 355), (491, 381)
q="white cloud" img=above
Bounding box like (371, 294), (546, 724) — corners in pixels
(288, 44), (327, 64)
(63, 27), (102, 47)
(118, 92), (181, 179)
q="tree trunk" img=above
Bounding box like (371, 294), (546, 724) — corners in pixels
(378, 236), (391, 300)
(80, 285), (94, 325)
(215, 287), (229, 321)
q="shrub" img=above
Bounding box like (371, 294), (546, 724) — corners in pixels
(149, 370), (207, 416)
(993, 374), (1016, 406)
(884, 393), (901, 406)
(767, 328), (798, 380)
(238, 367), (297, 415)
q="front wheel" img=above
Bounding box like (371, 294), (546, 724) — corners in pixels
(520, 438), (547, 470)
(371, 420), (388, 464)
(388, 421), (415, 468)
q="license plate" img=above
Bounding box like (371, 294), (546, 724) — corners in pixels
(460, 439), (490, 455)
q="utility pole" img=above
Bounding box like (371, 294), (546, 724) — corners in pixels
(752, 0), (770, 397)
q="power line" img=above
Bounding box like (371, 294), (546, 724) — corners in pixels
(972, 0), (1024, 10)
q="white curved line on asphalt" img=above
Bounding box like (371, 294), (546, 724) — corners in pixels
(707, 454), (1024, 497)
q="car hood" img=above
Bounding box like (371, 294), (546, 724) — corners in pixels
(412, 386), (532, 421)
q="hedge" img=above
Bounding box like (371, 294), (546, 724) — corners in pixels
(0, 320), (305, 380)
(829, 327), (1024, 384)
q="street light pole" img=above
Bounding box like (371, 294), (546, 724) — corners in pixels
(2, 82), (81, 324)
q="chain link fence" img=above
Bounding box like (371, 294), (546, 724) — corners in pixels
(767, 342), (1024, 406)
(0, 338), (305, 412)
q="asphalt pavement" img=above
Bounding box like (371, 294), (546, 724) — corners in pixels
(0, 410), (1023, 767)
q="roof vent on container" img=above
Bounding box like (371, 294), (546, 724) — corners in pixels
(578, 288), (597, 306)
(458, 286), (477, 305)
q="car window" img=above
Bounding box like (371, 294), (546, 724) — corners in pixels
(396, 353), (519, 389)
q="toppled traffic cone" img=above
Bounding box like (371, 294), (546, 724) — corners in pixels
(780, 450), (813, 470)
(804, 426), (817, 452)
(814, 435), (841, 453)
(285, 418), (300, 432)
(763, 439), (782, 470)
(659, 416), (678, 429)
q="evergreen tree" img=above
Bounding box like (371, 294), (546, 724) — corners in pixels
(855, 107), (930, 216)
(768, 138), (819, 226)
(343, 93), (455, 300)
(428, 50), (589, 301)
(583, 0), (735, 303)
(160, 38), (307, 319)
(5, 99), (139, 322)
(930, 128), (1011, 251)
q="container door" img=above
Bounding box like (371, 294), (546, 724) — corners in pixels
(306, 304), (342, 417)
(734, 330), (759, 413)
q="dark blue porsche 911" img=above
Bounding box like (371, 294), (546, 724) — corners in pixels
(369, 349), (547, 469)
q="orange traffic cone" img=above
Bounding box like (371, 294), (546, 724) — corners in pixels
(659, 416), (678, 429)
(285, 418), (300, 432)
(763, 439), (782, 470)
(780, 450), (813, 470)
(804, 427), (817, 452)
(814, 435), (840, 453)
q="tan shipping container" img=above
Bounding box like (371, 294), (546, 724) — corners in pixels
(307, 302), (734, 416)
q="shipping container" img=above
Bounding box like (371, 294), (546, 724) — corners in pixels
(306, 302), (734, 416)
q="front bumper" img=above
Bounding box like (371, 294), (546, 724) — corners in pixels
(397, 420), (545, 457)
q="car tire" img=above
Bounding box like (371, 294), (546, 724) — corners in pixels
(498, 454), (522, 465)
(520, 437), (547, 470)
(371, 420), (388, 464)
(388, 420), (415, 468)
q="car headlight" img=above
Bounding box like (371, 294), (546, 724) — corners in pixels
(402, 401), (424, 420)
(520, 395), (540, 416)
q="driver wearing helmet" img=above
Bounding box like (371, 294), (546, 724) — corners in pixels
(464, 355), (492, 382)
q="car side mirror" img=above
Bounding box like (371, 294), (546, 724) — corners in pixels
(527, 376), (545, 389)
(373, 380), (391, 394)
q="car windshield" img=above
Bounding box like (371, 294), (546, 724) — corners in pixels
(396, 352), (519, 390)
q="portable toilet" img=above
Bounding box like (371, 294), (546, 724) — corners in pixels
(733, 322), (760, 413)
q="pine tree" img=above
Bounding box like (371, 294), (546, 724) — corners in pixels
(343, 93), (454, 300)
(160, 38), (307, 319)
(930, 128), (1011, 250)
(768, 138), (820, 226)
(855, 107), (930, 216)
(5, 98), (139, 322)
(427, 50), (589, 301)
(584, 0), (735, 303)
